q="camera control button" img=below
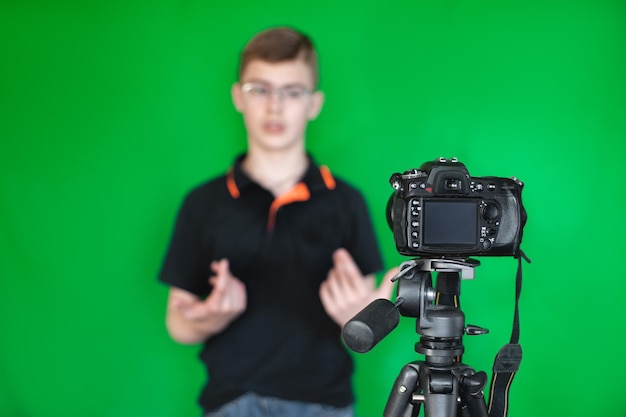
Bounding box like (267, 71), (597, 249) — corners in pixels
(482, 204), (499, 221)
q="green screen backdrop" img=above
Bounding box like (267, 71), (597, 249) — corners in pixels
(1, 1), (625, 416)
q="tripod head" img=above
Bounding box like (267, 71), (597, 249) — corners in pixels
(343, 258), (487, 359)
(342, 258), (491, 417)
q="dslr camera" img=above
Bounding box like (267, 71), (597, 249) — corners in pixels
(387, 157), (526, 258)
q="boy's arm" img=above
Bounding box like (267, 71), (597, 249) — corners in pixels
(165, 259), (247, 345)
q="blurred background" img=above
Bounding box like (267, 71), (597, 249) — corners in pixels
(1, 0), (625, 416)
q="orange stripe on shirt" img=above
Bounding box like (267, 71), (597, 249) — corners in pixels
(319, 165), (336, 190)
(226, 169), (240, 199)
(267, 182), (311, 231)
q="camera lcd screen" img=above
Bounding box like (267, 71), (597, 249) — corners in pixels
(422, 200), (478, 246)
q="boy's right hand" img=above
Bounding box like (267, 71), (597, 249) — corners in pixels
(166, 259), (247, 344)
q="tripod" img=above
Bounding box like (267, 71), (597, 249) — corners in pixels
(343, 258), (490, 417)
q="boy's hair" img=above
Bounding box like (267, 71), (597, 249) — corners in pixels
(239, 27), (319, 88)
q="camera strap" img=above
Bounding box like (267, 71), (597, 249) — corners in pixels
(487, 250), (530, 417)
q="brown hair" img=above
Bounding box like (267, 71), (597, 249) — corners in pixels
(239, 27), (319, 88)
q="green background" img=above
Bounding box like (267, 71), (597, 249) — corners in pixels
(1, 0), (625, 416)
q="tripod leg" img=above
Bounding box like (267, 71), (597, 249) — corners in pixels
(459, 370), (489, 417)
(423, 370), (458, 417)
(385, 363), (461, 417)
(384, 364), (421, 417)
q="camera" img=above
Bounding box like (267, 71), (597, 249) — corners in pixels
(387, 157), (526, 258)
(342, 158), (529, 417)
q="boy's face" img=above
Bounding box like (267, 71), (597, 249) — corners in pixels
(232, 59), (324, 153)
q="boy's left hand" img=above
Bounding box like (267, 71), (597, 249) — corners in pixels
(319, 248), (399, 328)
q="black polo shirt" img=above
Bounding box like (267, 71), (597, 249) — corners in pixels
(159, 154), (383, 412)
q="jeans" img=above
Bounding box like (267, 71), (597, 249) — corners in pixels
(204, 393), (355, 417)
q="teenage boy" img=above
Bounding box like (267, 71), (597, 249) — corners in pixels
(159, 27), (398, 417)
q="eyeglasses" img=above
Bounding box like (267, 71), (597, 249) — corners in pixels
(240, 82), (313, 103)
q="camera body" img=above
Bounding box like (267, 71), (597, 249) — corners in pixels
(387, 157), (526, 258)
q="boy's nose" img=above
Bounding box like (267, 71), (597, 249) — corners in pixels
(267, 91), (284, 112)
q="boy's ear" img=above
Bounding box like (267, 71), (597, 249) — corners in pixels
(307, 90), (325, 120)
(231, 83), (244, 112)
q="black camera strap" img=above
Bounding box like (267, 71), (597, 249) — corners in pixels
(487, 250), (530, 417)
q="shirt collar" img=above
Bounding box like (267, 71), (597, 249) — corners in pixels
(227, 153), (333, 199)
